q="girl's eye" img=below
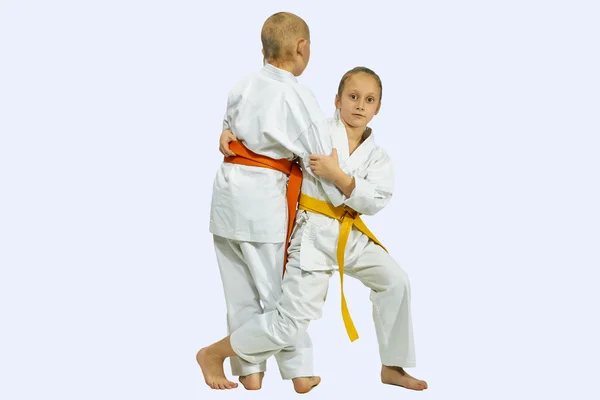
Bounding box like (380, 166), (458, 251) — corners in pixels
(350, 94), (357, 100)
(367, 97), (375, 102)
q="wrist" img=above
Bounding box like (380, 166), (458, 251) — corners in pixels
(331, 168), (346, 184)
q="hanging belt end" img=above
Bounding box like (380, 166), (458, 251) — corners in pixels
(342, 301), (360, 342)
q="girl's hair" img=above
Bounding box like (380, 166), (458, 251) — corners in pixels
(337, 66), (383, 103)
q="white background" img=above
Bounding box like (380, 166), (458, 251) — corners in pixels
(1, 0), (599, 399)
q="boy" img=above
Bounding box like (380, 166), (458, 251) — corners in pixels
(205, 11), (345, 393)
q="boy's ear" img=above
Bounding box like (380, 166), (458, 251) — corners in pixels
(297, 38), (308, 56)
(261, 48), (264, 56)
(334, 94), (340, 109)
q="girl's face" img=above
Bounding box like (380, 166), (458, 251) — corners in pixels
(335, 72), (381, 130)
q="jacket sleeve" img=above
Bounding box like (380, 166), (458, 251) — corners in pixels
(342, 148), (394, 215)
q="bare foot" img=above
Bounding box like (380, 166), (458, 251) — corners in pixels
(293, 376), (321, 394)
(381, 365), (427, 390)
(196, 347), (238, 390)
(239, 372), (264, 390)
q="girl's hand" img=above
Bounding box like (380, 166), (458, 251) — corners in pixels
(309, 148), (341, 181)
(219, 129), (237, 156)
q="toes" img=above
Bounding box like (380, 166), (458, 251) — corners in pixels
(207, 379), (238, 390)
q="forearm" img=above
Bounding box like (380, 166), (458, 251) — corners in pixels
(331, 169), (355, 198)
(308, 162), (345, 206)
(341, 176), (393, 216)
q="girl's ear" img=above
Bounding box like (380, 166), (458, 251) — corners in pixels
(375, 100), (381, 115)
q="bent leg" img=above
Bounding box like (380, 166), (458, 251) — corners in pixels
(239, 241), (317, 380)
(345, 242), (427, 390)
(344, 242), (416, 368)
(229, 249), (332, 368)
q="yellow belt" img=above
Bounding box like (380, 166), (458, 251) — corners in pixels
(298, 193), (387, 342)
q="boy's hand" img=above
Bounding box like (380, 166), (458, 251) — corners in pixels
(219, 129), (237, 156)
(309, 148), (342, 182)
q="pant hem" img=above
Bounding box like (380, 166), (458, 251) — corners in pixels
(231, 368), (267, 377)
(381, 359), (417, 368)
(279, 369), (315, 380)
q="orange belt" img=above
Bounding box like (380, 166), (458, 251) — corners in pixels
(224, 141), (302, 276)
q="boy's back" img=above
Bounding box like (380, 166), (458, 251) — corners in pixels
(224, 64), (321, 160)
(210, 63), (343, 243)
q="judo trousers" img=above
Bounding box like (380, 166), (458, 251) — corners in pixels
(229, 236), (417, 369)
(213, 235), (314, 379)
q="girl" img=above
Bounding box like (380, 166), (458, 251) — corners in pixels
(200, 67), (428, 392)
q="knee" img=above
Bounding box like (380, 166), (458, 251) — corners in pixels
(227, 303), (262, 331)
(387, 268), (411, 296)
(272, 309), (309, 346)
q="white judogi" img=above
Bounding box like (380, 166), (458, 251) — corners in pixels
(210, 63), (344, 243)
(209, 64), (345, 379)
(229, 113), (417, 369)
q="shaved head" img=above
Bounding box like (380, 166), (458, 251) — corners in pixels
(261, 12), (310, 63)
